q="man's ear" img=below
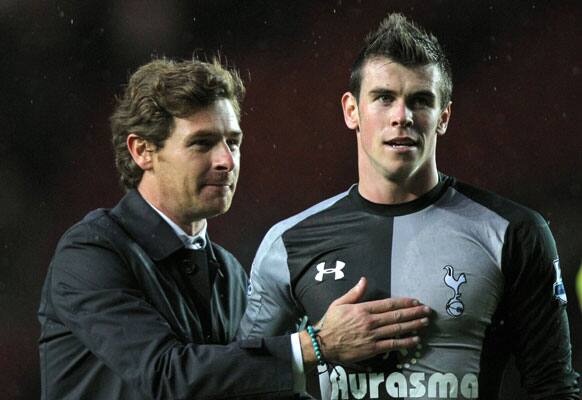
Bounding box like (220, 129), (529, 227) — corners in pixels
(341, 92), (360, 131)
(436, 101), (452, 135)
(127, 134), (155, 171)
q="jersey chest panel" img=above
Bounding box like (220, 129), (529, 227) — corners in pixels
(385, 198), (507, 399)
(285, 210), (393, 322)
(284, 189), (509, 399)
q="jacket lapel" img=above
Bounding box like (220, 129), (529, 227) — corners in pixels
(110, 190), (184, 261)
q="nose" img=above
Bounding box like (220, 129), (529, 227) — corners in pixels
(212, 140), (235, 172)
(390, 99), (413, 128)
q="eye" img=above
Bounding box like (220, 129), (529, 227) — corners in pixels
(189, 139), (214, 150)
(410, 96), (434, 109)
(226, 139), (241, 151)
(377, 94), (394, 103)
(192, 140), (210, 146)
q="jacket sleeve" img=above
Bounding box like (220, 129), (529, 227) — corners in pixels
(237, 226), (303, 340)
(47, 222), (295, 400)
(502, 213), (580, 399)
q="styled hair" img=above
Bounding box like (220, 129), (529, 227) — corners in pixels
(110, 57), (245, 189)
(349, 13), (452, 108)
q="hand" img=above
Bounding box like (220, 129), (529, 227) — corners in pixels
(300, 277), (430, 367)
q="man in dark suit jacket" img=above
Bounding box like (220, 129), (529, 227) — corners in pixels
(38, 57), (431, 399)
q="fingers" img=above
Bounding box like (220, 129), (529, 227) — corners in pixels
(373, 315), (430, 338)
(370, 304), (431, 329)
(363, 297), (424, 314)
(330, 277), (367, 307)
(317, 290), (432, 364)
(374, 335), (422, 353)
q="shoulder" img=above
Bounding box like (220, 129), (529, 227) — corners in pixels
(47, 208), (140, 295)
(451, 179), (548, 230)
(56, 208), (122, 250)
(49, 205), (143, 283)
(450, 179), (558, 277)
(250, 189), (352, 276)
(261, 188), (352, 247)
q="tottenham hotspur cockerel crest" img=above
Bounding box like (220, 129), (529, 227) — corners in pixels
(443, 265), (467, 317)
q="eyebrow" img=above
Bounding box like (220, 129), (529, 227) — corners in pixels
(188, 129), (244, 138)
(368, 88), (397, 97)
(368, 87), (437, 101)
(410, 90), (437, 100)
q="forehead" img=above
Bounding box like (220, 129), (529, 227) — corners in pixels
(360, 57), (443, 94)
(173, 99), (241, 135)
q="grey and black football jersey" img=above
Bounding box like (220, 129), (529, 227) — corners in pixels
(238, 175), (579, 399)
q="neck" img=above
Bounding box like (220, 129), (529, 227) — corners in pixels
(138, 186), (205, 236)
(358, 167), (439, 205)
(189, 220), (206, 237)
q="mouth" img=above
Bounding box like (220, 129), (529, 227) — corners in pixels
(201, 172), (236, 191)
(203, 182), (233, 188)
(383, 137), (419, 149)
(201, 180), (235, 192)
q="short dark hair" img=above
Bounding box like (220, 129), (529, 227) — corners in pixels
(349, 13), (452, 108)
(110, 57), (245, 189)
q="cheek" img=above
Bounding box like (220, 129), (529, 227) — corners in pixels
(361, 133), (374, 149)
(417, 112), (441, 130)
(357, 132), (379, 160)
(357, 110), (386, 149)
(187, 157), (211, 175)
(361, 108), (383, 126)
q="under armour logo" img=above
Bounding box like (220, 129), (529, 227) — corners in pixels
(443, 265), (467, 317)
(315, 261), (345, 282)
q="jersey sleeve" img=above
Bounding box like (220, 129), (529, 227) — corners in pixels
(502, 212), (580, 399)
(237, 226), (303, 339)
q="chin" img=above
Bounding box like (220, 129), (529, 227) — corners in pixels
(380, 167), (414, 181)
(207, 201), (233, 218)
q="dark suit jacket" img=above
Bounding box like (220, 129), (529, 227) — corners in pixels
(38, 190), (294, 400)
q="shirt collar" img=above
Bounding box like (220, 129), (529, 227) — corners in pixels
(143, 198), (208, 250)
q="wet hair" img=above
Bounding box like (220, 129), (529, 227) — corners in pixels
(349, 13), (452, 108)
(110, 57), (245, 189)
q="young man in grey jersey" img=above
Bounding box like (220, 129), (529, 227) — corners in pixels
(238, 14), (579, 399)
